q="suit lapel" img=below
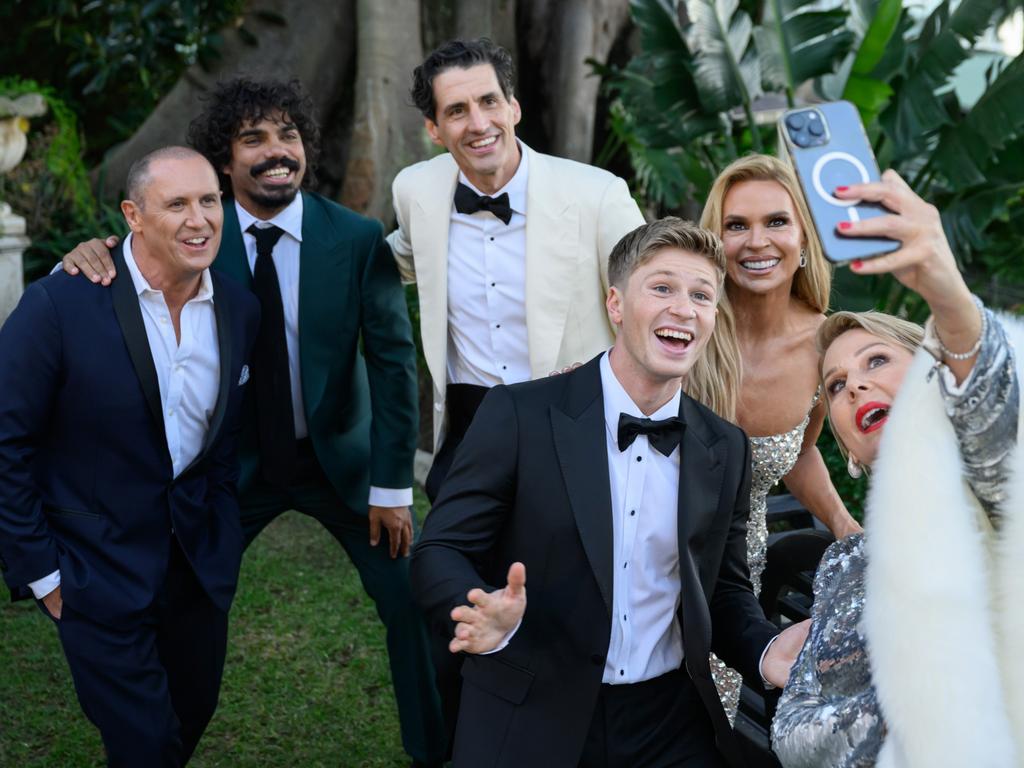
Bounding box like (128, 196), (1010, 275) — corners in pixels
(411, 157), (458, 391)
(550, 357), (614, 615)
(212, 199), (252, 288)
(677, 394), (726, 657)
(297, 191), (346, 418)
(202, 272), (234, 453)
(524, 147), (581, 377)
(110, 243), (165, 437)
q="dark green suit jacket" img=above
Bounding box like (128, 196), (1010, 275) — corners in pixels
(214, 191), (418, 515)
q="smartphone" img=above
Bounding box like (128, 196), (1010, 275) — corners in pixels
(778, 100), (900, 264)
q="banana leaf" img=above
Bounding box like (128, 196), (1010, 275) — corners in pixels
(755, 0), (852, 104)
(687, 0), (762, 116)
(931, 53), (1024, 187)
(883, 0), (1006, 156)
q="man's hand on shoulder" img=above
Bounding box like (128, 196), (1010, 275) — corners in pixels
(368, 504), (413, 558)
(63, 236), (119, 285)
(449, 562), (527, 655)
(41, 584), (62, 620)
(762, 618), (811, 688)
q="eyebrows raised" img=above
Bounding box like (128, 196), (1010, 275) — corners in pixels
(644, 269), (716, 291)
(822, 341), (890, 382)
(236, 121), (298, 140)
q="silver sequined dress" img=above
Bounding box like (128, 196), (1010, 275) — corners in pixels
(771, 306), (1019, 767)
(712, 394), (818, 719)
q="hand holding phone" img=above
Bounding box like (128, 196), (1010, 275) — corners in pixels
(779, 101), (900, 265)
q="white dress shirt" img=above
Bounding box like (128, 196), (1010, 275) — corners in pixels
(30, 233), (220, 599)
(236, 197), (411, 508)
(445, 143), (530, 387)
(599, 353), (685, 684)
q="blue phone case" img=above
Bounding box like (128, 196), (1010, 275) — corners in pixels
(779, 101), (900, 264)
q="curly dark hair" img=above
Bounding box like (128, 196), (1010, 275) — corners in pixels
(187, 77), (320, 197)
(411, 38), (516, 122)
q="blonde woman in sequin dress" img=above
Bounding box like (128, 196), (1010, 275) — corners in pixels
(700, 155), (861, 718)
(772, 170), (1022, 767)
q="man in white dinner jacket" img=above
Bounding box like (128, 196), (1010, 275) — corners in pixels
(387, 37), (645, 501)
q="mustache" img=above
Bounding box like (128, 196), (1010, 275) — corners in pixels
(250, 157), (301, 177)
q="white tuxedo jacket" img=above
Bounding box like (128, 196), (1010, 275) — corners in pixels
(387, 143), (645, 450)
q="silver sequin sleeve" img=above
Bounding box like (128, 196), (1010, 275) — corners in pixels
(933, 308), (1019, 524)
(771, 535), (885, 767)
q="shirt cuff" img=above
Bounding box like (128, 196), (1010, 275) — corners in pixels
(29, 570), (61, 600)
(759, 633), (780, 689)
(481, 618), (522, 655)
(368, 486), (413, 508)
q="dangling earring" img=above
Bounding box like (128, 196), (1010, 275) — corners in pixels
(799, 248), (807, 268)
(847, 455), (862, 479)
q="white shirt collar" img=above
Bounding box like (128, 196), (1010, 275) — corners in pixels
(458, 138), (529, 215)
(235, 192), (304, 243)
(122, 232), (214, 302)
(600, 351), (681, 435)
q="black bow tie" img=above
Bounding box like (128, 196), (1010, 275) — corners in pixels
(617, 413), (685, 457)
(454, 182), (513, 225)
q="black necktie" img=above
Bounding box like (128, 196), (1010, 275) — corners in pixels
(453, 182), (513, 225)
(248, 223), (296, 486)
(617, 413), (685, 457)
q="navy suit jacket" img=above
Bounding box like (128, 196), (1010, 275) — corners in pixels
(0, 244), (260, 621)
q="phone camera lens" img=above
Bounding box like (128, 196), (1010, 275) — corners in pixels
(808, 120), (824, 137)
(785, 113), (807, 130)
(791, 132), (810, 148)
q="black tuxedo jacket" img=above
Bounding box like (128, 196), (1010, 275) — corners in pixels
(411, 355), (778, 768)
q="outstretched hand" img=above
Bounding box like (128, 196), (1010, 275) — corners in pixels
(449, 562), (526, 655)
(835, 171), (966, 307)
(63, 236), (119, 285)
(762, 619), (811, 689)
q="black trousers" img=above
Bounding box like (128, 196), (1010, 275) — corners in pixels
(424, 383), (491, 503)
(579, 669), (727, 768)
(53, 539), (228, 767)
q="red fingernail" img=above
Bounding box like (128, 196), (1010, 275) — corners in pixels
(836, 186), (849, 192)
(852, 260), (863, 270)
(838, 221), (852, 231)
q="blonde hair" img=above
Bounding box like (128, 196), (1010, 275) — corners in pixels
(700, 153), (832, 314)
(815, 310), (925, 460)
(608, 217), (738, 420)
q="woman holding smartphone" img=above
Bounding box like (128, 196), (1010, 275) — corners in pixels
(771, 170), (1022, 766)
(699, 154), (860, 716)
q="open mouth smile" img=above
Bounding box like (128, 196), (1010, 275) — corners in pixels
(181, 236), (213, 250)
(856, 401), (889, 433)
(467, 135), (498, 150)
(654, 327), (694, 353)
(738, 257), (780, 272)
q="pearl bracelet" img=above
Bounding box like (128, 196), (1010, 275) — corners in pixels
(935, 294), (985, 361)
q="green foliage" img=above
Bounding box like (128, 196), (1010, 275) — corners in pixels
(818, 431), (866, 522)
(0, 78), (94, 223)
(0, 79), (129, 283)
(599, 0), (1024, 311)
(1, 0), (245, 165)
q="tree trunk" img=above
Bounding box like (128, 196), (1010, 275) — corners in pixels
(517, 0), (631, 163)
(339, 0), (426, 224)
(95, 0), (355, 199)
(455, 0), (517, 52)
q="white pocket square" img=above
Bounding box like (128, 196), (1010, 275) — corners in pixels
(238, 365), (250, 386)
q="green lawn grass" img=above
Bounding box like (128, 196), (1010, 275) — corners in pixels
(0, 491), (432, 767)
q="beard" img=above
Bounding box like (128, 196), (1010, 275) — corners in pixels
(248, 184), (300, 210)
